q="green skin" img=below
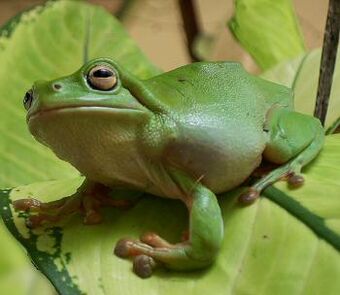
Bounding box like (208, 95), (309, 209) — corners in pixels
(16, 58), (324, 278)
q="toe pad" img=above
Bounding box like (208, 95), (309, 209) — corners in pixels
(133, 255), (156, 278)
(238, 188), (259, 205)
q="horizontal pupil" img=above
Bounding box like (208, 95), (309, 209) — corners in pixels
(93, 69), (114, 78)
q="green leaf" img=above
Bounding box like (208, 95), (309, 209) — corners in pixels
(261, 48), (340, 131)
(0, 0), (160, 189)
(0, 220), (55, 295)
(1, 1), (339, 294)
(228, 0), (306, 70)
(1, 135), (340, 294)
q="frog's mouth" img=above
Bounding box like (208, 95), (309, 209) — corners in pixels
(27, 104), (145, 122)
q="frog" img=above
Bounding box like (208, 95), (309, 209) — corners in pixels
(14, 57), (324, 278)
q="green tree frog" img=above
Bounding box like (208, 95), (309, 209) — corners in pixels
(14, 58), (324, 278)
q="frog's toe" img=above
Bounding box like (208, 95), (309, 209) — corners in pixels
(114, 238), (135, 258)
(238, 188), (260, 205)
(133, 255), (156, 278)
(13, 198), (43, 212)
(140, 232), (173, 248)
(25, 215), (42, 229)
(83, 210), (103, 225)
(25, 214), (58, 229)
(287, 173), (304, 188)
(114, 238), (153, 258)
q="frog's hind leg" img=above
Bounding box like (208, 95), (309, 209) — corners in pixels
(114, 169), (224, 278)
(239, 108), (325, 204)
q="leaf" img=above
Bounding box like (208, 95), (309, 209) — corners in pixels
(1, 1), (339, 294)
(261, 48), (340, 130)
(0, 220), (55, 295)
(1, 135), (340, 295)
(228, 0), (306, 70)
(0, 0), (160, 189)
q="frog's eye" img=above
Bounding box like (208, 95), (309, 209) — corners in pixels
(87, 65), (117, 91)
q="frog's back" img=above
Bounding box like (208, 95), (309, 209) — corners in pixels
(144, 61), (294, 120)
(143, 62), (294, 193)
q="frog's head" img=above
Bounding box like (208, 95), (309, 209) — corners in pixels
(23, 58), (152, 164)
(24, 58), (151, 119)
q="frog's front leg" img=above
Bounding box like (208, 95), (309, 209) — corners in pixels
(114, 170), (224, 278)
(239, 108), (325, 204)
(13, 179), (135, 228)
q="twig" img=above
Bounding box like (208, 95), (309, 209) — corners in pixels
(314, 0), (340, 126)
(115, 0), (135, 21)
(178, 0), (201, 62)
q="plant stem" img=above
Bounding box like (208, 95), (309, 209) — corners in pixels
(178, 0), (201, 62)
(115, 0), (135, 20)
(314, 0), (340, 126)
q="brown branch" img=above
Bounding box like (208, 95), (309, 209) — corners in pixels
(115, 0), (135, 20)
(314, 0), (340, 125)
(178, 0), (201, 62)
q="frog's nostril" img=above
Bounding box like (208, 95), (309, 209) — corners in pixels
(23, 89), (34, 111)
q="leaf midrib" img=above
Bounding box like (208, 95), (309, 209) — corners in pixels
(264, 186), (340, 251)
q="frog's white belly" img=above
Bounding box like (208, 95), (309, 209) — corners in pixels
(164, 118), (267, 194)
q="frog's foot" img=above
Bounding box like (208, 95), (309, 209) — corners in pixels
(13, 192), (101, 228)
(114, 170), (224, 278)
(13, 181), (138, 228)
(114, 234), (180, 278)
(114, 234), (193, 278)
(238, 171), (305, 205)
